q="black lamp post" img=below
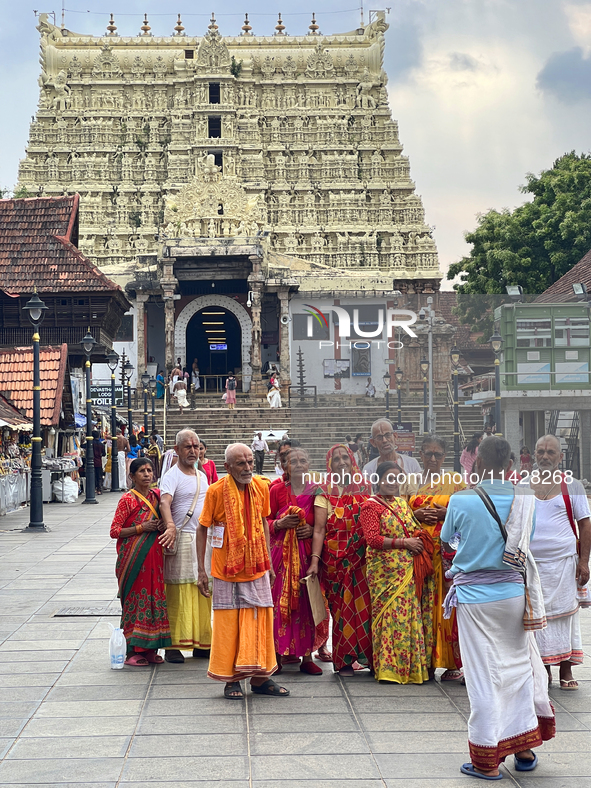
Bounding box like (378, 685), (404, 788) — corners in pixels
(106, 349), (119, 493)
(81, 331), (98, 504)
(124, 360), (134, 438)
(141, 371), (150, 436)
(490, 332), (503, 437)
(382, 370), (391, 421)
(450, 345), (461, 472)
(394, 367), (404, 428)
(149, 377), (157, 433)
(23, 293), (49, 530)
(420, 357), (429, 434)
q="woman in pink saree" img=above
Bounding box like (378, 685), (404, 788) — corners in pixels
(268, 446), (323, 675)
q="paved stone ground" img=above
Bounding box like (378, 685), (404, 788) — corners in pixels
(0, 496), (589, 787)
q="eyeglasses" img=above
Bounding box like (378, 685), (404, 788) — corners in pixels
(423, 451), (444, 459)
(373, 432), (395, 441)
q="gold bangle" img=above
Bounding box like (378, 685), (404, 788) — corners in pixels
(311, 553), (322, 560)
(136, 524), (143, 535)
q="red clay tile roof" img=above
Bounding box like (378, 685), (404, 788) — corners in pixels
(0, 344), (67, 426)
(437, 292), (486, 349)
(0, 195), (121, 295)
(535, 248), (591, 303)
(0, 393), (32, 429)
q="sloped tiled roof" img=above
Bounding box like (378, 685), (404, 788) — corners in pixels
(0, 345), (67, 426)
(0, 393), (32, 429)
(437, 292), (486, 349)
(0, 195), (121, 294)
(536, 249), (591, 303)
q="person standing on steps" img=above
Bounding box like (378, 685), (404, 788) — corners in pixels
(159, 429), (212, 663)
(251, 432), (269, 475)
(225, 372), (237, 410)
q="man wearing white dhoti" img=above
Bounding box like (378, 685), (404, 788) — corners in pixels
(529, 435), (591, 691)
(442, 437), (554, 780)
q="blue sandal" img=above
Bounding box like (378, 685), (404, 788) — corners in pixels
(514, 753), (537, 772)
(460, 763), (503, 780)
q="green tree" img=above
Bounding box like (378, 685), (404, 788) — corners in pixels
(448, 152), (591, 339)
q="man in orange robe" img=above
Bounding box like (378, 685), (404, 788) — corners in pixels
(197, 443), (290, 700)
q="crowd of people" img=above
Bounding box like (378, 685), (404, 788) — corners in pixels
(109, 421), (590, 779)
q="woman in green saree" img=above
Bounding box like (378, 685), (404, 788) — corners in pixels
(110, 457), (176, 666)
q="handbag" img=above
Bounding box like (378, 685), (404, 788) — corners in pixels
(163, 472), (202, 556)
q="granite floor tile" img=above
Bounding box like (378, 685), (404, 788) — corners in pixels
(21, 716), (139, 738)
(121, 755), (249, 782)
(136, 716), (246, 736)
(0, 674), (60, 688)
(248, 713), (358, 733)
(129, 733), (247, 758)
(366, 730), (469, 753)
(250, 753), (381, 781)
(7, 735), (131, 759)
(143, 698), (244, 717)
(249, 730), (369, 756)
(0, 757), (125, 783)
(375, 752), (472, 779)
(351, 696), (457, 714)
(46, 685), (148, 702)
(35, 699), (144, 717)
(247, 697), (350, 715)
(0, 702), (40, 719)
(358, 713), (467, 732)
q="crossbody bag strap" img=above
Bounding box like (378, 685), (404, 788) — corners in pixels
(181, 472), (202, 528)
(474, 486), (508, 542)
(128, 489), (159, 521)
(561, 475), (580, 556)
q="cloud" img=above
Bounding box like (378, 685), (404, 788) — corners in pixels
(537, 46), (591, 102)
(449, 52), (481, 72)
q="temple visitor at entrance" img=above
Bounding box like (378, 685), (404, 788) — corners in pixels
(267, 373), (282, 408)
(156, 370), (165, 399)
(147, 434), (162, 480)
(199, 440), (218, 485)
(159, 430), (212, 663)
(225, 373), (237, 410)
(110, 457), (175, 666)
(365, 377), (376, 397)
(251, 432), (269, 475)
(309, 444), (373, 676)
(191, 358), (201, 391)
(269, 446), (323, 676)
(198, 443), (289, 699)
(529, 435), (591, 690)
(409, 436), (466, 681)
(169, 362), (183, 397)
(173, 376), (189, 414)
(363, 419), (423, 479)
(441, 437), (554, 780)
(116, 429), (130, 491)
(360, 461), (433, 684)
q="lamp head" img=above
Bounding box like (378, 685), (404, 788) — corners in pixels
(148, 376), (157, 392)
(489, 332), (503, 354)
(81, 331), (97, 357)
(141, 371), (150, 388)
(106, 349), (119, 372)
(382, 371), (391, 388)
(420, 357), (429, 376)
(394, 366), (404, 385)
(123, 360), (134, 381)
(572, 283), (588, 301)
(506, 285), (523, 302)
(23, 293), (48, 325)
(450, 345), (460, 366)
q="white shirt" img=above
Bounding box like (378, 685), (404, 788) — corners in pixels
(363, 453), (422, 478)
(251, 439), (269, 452)
(159, 464), (208, 534)
(529, 478), (590, 561)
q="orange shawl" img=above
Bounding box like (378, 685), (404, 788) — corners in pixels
(280, 505), (305, 625)
(222, 474), (270, 578)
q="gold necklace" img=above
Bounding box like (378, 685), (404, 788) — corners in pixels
(537, 480), (560, 501)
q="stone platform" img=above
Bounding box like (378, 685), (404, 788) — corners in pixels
(0, 496), (589, 787)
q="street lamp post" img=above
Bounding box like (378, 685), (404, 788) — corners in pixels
(149, 377), (157, 433)
(141, 371), (150, 436)
(123, 360), (134, 438)
(382, 371), (391, 421)
(420, 358), (429, 434)
(106, 350), (119, 494)
(490, 332), (503, 437)
(450, 345), (461, 473)
(22, 293), (49, 530)
(395, 367), (404, 428)
(81, 331), (98, 504)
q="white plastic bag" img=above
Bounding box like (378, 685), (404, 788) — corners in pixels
(108, 624), (126, 669)
(52, 476), (79, 503)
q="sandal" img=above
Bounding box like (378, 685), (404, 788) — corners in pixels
(251, 678), (290, 697)
(124, 654), (149, 667)
(559, 679), (578, 691)
(300, 661), (322, 675)
(441, 669), (464, 682)
(144, 650), (164, 664)
(460, 763), (502, 780)
(315, 649), (333, 663)
(224, 681), (244, 700)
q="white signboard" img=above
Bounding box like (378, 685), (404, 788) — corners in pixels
(517, 362), (550, 384)
(555, 362), (589, 384)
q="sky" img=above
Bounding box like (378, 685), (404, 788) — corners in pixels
(1, 0), (590, 289)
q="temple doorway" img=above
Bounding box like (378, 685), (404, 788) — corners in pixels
(186, 307), (242, 391)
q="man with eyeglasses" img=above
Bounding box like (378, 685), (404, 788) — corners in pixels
(362, 419), (422, 481)
(528, 434), (591, 691)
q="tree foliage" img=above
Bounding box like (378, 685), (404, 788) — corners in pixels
(448, 152), (591, 339)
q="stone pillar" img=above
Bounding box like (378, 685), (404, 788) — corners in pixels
(160, 259), (178, 373)
(250, 288), (263, 390)
(504, 406), (521, 463)
(580, 410), (591, 481)
(278, 288), (291, 387)
(135, 293), (149, 377)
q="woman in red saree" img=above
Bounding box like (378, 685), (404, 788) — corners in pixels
(308, 444), (372, 676)
(110, 457), (176, 666)
(269, 447), (323, 675)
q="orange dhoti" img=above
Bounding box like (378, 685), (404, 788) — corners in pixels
(207, 606), (277, 682)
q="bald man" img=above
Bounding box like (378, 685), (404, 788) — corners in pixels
(159, 429), (212, 663)
(198, 443), (289, 700)
(529, 435), (591, 689)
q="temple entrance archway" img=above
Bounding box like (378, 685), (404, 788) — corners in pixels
(174, 295), (252, 391)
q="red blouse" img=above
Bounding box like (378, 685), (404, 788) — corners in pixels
(202, 459), (219, 485)
(359, 498), (387, 550)
(109, 489), (159, 539)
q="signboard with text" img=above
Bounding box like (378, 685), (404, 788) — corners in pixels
(91, 385), (124, 407)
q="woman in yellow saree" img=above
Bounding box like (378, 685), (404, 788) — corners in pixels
(360, 461), (434, 684)
(409, 435), (466, 681)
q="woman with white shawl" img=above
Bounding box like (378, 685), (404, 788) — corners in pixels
(267, 374), (282, 409)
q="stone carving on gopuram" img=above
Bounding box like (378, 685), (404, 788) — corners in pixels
(19, 11), (441, 289)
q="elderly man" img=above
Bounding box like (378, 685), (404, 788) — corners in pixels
(362, 419), (422, 480)
(442, 437), (554, 779)
(197, 443), (289, 700)
(251, 432), (269, 475)
(529, 435), (591, 690)
(159, 429), (212, 663)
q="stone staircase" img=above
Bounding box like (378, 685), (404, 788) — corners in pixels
(136, 394), (486, 473)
